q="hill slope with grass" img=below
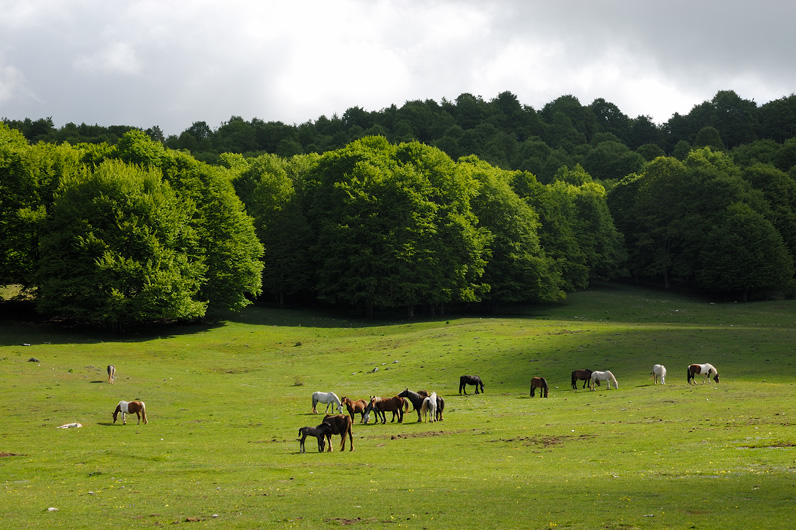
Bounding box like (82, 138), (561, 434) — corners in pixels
(1, 283), (794, 528)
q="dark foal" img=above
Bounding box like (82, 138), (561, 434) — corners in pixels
(298, 423), (331, 453)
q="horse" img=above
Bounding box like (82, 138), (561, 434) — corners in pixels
(311, 391), (343, 414)
(298, 424), (330, 453)
(459, 375), (484, 395)
(571, 369), (597, 389)
(398, 389), (427, 422)
(364, 396), (405, 424)
(530, 376), (548, 397)
(112, 400), (148, 425)
(106, 365), (116, 383)
(420, 392), (438, 422)
(590, 370), (618, 390)
(321, 414), (354, 452)
(687, 363), (719, 384)
(418, 390), (444, 421)
(341, 396), (368, 423)
(651, 364), (667, 385)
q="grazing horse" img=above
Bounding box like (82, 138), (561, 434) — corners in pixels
(311, 391), (343, 414)
(321, 414), (354, 452)
(687, 363), (719, 384)
(459, 375), (484, 395)
(530, 376), (549, 397)
(341, 396), (368, 423)
(571, 369), (596, 389)
(298, 424), (331, 453)
(106, 365), (116, 383)
(590, 370), (618, 390)
(418, 390), (444, 421)
(398, 389), (427, 422)
(420, 392), (438, 422)
(113, 400), (148, 425)
(651, 364), (667, 385)
(364, 396), (405, 424)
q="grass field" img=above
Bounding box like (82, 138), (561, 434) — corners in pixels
(1, 283), (794, 529)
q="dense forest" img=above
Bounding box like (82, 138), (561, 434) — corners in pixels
(2, 89), (796, 325)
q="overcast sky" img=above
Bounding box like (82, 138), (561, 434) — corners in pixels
(1, 0), (794, 136)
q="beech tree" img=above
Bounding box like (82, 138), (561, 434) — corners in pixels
(37, 160), (207, 327)
(697, 203), (794, 300)
(306, 137), (488, 316)
(461, 156), (563, 310)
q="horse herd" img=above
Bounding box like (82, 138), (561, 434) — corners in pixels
(298, 363), (721, 453)
(300, 388), (444, 453)
(103, 358), (719, 453)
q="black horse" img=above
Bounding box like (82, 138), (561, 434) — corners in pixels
(571, 369), (597, 390)
(398, 388), (427, 422)
(459, 375), (484, 395)
(298, 423), (330, 453)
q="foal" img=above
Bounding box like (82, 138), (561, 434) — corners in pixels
(298, 424), (331, 453)
(107, 365), (116, 383)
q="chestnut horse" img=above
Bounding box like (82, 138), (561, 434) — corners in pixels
(687, 363), (719, 384)
(113, 400), (147, 425)
(459, 375), (484, 395)
(530, 376), (548, 397)
(571, 369), (596, 389)
(106, 365), (116, 383)
(341, 396), (368, 423)
(364, 396), (405, 424)
(322, 414), (354, 451)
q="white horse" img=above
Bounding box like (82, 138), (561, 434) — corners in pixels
(687, 363), (719, 384)
(590, 370), (618, 390)
(311, 391), (342, 414)
(420, 392), (437, 422)
(651, 364), (666, 385)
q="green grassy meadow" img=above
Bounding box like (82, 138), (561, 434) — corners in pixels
(1, 283), (794, 529)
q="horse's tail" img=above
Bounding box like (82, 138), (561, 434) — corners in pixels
(140, 402), (148, 424)
(571, 371), (576, 388)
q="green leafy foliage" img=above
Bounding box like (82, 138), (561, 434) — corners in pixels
(37, 160), (207, 326)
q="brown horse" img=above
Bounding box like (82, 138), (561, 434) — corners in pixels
(341, 396), (368, 423)
(364, 396), (405, 424)
(530, 376), (549, 397)
(571, 369), (596, 389)
(107, 365), (116, 383)
(112, 400), (147, 425)
(322, 414), (354, 451)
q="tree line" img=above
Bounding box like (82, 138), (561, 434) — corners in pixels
(2, 89), (796, 325)
(6, 89), (796, 183)
(1, 123), (630, 324)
